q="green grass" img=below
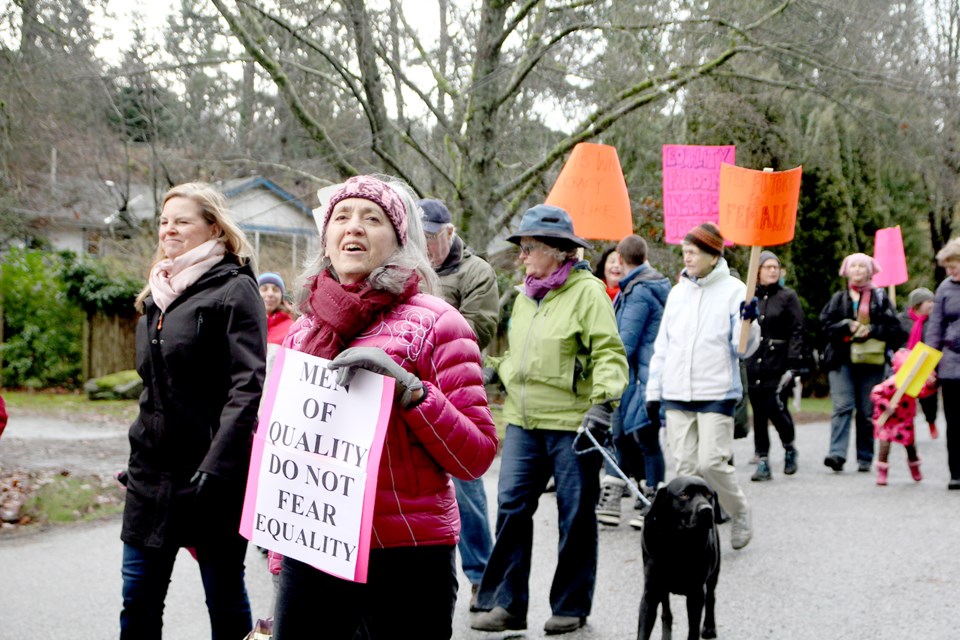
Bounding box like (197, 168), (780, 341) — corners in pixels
(2, 390), (138, 423)
(796, 395), (832, 417)
(20, 474), (125, 525)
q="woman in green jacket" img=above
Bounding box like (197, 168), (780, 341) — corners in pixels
(471, 205), (627, 636)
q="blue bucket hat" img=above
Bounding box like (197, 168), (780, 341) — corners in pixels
(507, 204), (590, 249)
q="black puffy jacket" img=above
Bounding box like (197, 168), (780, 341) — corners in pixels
(745, 283), (805, 390)
(121, 257), (266, 549)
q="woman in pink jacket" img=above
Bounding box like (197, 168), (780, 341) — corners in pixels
(273, 175), (498, 640)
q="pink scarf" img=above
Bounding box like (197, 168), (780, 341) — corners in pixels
(149, 239), (226, 312)
(525, 260), (576, 300)
(907, 307), (928, 349)
(849, 282), (872, 324)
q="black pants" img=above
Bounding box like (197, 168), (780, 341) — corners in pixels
(749, 386), (796, 457)
(919, 392), (938, 424)
(273, 545), (457, 640)
(940, 380), (960, 480)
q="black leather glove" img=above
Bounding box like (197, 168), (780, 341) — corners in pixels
(329, 347), (425, 408)
(482, 366), (498, 386)
(646, 400), (662, 430)
(739, 297), (759, 322)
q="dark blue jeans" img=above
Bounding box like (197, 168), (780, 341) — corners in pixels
(453, 476), (494, 585)
(475, 425), (601, 620)
(273, 545), (457, 639)
(120, 537), (251, 640)
(828, 363), (885, 464)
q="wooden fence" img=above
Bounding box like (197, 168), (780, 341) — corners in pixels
(82, 311), (138, 381)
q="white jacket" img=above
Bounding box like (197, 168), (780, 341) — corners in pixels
(646, 258), (760, 403)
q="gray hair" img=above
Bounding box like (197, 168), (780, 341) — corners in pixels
(295, 175), (438, 312)
(936, 238), (960, 266)
(521, 237), (580, 264)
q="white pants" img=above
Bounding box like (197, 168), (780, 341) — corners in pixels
(665, 409), (748, 517)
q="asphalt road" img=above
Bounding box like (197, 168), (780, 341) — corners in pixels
(1, 411), (958, 639)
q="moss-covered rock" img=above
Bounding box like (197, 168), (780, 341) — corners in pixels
(83, 370), (142, 401)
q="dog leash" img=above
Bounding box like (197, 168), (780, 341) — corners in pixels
(572, 426), (652, 508)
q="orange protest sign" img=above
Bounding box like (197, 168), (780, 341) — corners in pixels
(545, 143), (634, 241)
(718, 164), (801, 246)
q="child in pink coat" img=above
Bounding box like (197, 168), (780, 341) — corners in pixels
(870, 348), (937, 485)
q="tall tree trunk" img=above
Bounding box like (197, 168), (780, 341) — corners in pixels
(460, 0), (510, 246)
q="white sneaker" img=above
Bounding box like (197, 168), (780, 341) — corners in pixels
(596, 477), (626, 526)
(731, 509), (752, 550)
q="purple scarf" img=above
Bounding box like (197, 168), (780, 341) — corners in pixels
(525, 260), (576, 300)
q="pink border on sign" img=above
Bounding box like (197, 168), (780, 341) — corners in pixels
(240, 347), (288, 538)
(351, 377), (395, 582)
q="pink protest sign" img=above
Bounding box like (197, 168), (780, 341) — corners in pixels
(662, 144), (736, 244)
(240, 347), (394, 583)
(873, 226), (908, 287)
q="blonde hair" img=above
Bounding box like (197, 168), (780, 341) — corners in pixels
(135, 182), (254, 312)
(294, 175), (438, 311)
(936, 238), (960, 266)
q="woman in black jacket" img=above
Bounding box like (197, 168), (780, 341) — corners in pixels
(746, 251), (805, 481)
(820, 253), (905, 474)
(119, 183), (266, 640)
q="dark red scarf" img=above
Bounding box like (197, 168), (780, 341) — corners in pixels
(301, 269), (420, 359)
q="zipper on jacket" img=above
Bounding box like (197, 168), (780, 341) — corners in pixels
(197, 312), (204, 336)
(518, 304), (548, 428)
(157, 312), (164, 331)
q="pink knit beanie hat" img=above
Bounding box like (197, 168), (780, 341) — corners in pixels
(321, 176), (409, 246)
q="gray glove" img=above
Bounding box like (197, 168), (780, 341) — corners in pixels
(482, 367), (498, 386)
(776, 370), (794, 394)
(328, 347), (425, 408)
(581, 403), (613, 432)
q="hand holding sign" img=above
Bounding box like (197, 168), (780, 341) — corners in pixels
(718, 164), (802, 353)
(329, 347), (424, 408)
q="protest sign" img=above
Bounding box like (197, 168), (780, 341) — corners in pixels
(240, 347), (394, 582)
(545, 142), (633, 241)
(895, 342), (942, 398)
(718, 164), (801, 246)
(873, 226), (908, 305)
(717, 163), (802, 353)
(661, 144), (735, 244)
(878, 342), (942, 427)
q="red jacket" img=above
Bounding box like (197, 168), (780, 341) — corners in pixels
(266, 310), (294, 345)
(0, 393), (7, 439)
(284, 292), (497, 548)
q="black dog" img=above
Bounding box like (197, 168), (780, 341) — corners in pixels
(637, 476), (720, 640)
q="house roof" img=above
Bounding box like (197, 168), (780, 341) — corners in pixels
(220, 176), (313, 218)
